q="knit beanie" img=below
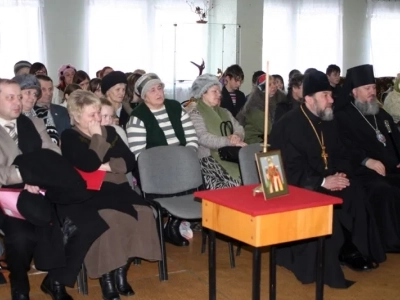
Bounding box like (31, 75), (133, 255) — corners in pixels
(101, 71), (128, 95)
(135, 73), (165, 99)
(13, 74), (42, 99)
(14, 61), (32, 75)
(190, 74), (221, 99)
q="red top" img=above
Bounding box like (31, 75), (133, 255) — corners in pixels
(194, 185), (343, 217)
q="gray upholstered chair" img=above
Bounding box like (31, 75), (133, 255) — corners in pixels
(239, 143), (262, 185)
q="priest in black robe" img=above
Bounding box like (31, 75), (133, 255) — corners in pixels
(270, 70), (386, 288)
(335, 64), (400, 252)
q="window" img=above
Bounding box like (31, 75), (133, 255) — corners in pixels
(263, 0), (343, 83)
(0, 0), (44, 79)
(368, 0), (400, 77)
(87, 0), (149, 78)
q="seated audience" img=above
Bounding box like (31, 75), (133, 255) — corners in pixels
(100, 66), (114, 79)
(336, 64), (400, 252)
(187, 74), (246, 189)
(270, 70), (385, 288)
(35, 75), (71, 145)
(126, 72), (198, 159)
(326, 64), (342, 101)
(61, 83), (82, 107)
(73, 70), (90, 91)
(383, 75), (400, 124)
(101, 71), (130, 129)
(100, 97), (128, 145)
(272, 74), (285, 93)
(246, 70), (265, 99)
(274, 73), (304, 122)
(90, 78), (103, 98)
(237, 74), (285, 143)
(14, 61), (31, 76)
(29, 62), (62, 104)
(13, 74), (41, 117)
(62, 90), (161, 300)
(124, 72), (143, 112)
(0, 78), (72, 300)
(220, 64), (246, 117)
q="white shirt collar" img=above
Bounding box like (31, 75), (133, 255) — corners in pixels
(116, 106), (122, 117)
(0, 117), (16, 129)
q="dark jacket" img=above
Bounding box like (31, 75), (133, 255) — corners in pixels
(220, 86), (246, 117)
(274, 92), (302, 123)
(50, 104), (71, 136)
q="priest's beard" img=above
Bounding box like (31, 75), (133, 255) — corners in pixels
(312, 99), (334, 121)
(354, 98), (379, 115)
(317, 107), (334, 121)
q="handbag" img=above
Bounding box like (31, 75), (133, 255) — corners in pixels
(218, 121), (241, 163)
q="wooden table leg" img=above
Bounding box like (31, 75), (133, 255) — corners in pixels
(269, 246), (276, 300)
(208, 229), (216, 300)
(252, 247), (262, 300)
(316, 236), (325, 300)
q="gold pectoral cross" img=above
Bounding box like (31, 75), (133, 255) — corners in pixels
(321, 146), (328, 170)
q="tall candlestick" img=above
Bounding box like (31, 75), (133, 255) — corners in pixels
(263, 61), (270, 153)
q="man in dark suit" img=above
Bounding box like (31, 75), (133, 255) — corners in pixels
(0, 79), (72, 299)
(36, 75), (70, 145)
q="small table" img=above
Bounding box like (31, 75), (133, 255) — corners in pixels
(194, 185), (342, 300)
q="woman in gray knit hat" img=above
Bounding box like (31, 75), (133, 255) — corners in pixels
(187, 73), (246, 189)
(13, 74), (42, 117)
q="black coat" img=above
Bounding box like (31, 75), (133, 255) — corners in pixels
(220, 86), (246, 117)
(270, 104), (385, 288)
(336, 101), (400, 252)
(274, 92), (302, 123)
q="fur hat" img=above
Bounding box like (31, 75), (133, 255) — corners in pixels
(101, 71), (128, 95)
(190, 74), (221, 99)
(13, 74), (42, 99)
(303, 70), (332, 97)
(135, 73), (164, 99)
(14, 61), (32, 75)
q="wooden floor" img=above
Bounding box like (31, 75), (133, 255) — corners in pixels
(0, 232), (399, 300)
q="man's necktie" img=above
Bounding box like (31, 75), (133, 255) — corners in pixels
(5, 122), (18, 144)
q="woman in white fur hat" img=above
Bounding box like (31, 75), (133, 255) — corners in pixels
(187, 73), (246, 190)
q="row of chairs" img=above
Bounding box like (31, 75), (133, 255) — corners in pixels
(0, 143), (262, 295)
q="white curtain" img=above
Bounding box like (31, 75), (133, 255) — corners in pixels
(0, 0), (45, 78)
(87, 0), (230, 101)
(368, 0), (400, 77)
(263, 0), (343, 84)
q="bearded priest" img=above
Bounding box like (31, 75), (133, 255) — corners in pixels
(270, 70), (386, 288)
(335, 64), (400, 252)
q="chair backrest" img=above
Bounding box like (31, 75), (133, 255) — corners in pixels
(138, 145), (203, 195)
(238, 143), (262, 185)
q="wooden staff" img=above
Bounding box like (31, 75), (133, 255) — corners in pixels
(263, 61), (270, 153)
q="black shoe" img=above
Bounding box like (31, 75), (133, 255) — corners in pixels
(115, 263), (135, 296)
(11, 291), (30, 300)
(164, 216), (189, 247)
(99, 272), (120, 300)
(339, 250), (375, 272)
(40, 274), (73, 300)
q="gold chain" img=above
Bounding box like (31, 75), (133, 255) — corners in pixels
(300, 105), (329, 170)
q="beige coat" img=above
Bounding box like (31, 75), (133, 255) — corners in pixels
(0, 117), (60, 187)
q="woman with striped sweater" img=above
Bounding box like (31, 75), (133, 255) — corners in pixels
(126, 73), (198, 247)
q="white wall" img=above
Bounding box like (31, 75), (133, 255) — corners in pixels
(342, 0), (372, 72)
(42, 0), (88, 80)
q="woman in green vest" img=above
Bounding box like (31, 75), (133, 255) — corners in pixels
(126, 73), (199, 248)
(187, 74), (246, 190)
